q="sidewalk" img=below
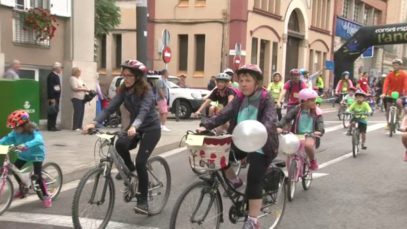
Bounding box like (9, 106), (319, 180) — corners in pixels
(42, 118), (200, 176)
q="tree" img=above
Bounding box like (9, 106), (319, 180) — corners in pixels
(95, 0), (121, 37)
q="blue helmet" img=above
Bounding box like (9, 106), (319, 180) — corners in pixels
(299, 68), (309, 75)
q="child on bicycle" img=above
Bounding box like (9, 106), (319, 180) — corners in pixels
(341, 86), (356, 105)
(346, 90), (371, 149)
(0, 110), (51, 208)
(277, 88), (325, 171)
(197, 64), (279, 229)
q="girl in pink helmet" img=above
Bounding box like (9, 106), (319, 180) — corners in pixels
(277, 88), (325, 170)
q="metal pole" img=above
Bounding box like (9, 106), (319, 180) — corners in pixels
(136, 0), (148, 65)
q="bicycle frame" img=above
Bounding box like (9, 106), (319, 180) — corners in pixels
(286, 151), (307, 183)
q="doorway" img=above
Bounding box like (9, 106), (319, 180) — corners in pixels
(285, 10), (304, 81)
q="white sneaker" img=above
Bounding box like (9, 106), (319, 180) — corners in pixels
(161, 126), (171, 132)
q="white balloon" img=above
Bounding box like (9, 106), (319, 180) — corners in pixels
(232, 120), (268, 152)
(278, 133), (300, 155)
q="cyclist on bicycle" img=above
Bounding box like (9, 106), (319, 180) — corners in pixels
(197, 64), (279, 229)
(346, 90), (371, 149)
(0, 110), (51, 208)
(278, 68), (308, 114)
(381, 58), (407, 128)
(340, 86), (356, 105)
(277, 88), (324, 171)
(357, 72), (370, 94)
(84, 59), (161, 215)
(335, 71), (354, 101)
(194, 72), (235, 117)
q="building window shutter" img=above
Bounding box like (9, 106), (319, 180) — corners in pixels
(50, 0), (71, 17)
(0, 0), (15, 7)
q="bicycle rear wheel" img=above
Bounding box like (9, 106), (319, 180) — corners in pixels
(0, 176), (13, 215)
(170, 181), (222, 229)
(147, 156), (171, 215)
(352, 129), (360, 158)
(72, 167), (115, 229)
(287, 159), (297, 201)
(35, 162), (63, 200)
(260, 168), (286, 229)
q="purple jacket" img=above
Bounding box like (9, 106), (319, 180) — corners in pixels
(201, 88), (279, 162)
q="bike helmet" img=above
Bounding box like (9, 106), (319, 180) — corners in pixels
(7, 110), (30, 128)
(223, 68), (234, 76)
(392, 58), (403, 65)
(215, 72), (231, 81)
(298, 88), (318, 102)
(355, 90), (367, 97)
(121, 59), (147, 76)
(289, 68), (301, 76)
(341, 71), (350, 77)
(315, 97), (323, 105)
(299, 68), (309, 75)
(236, 64), (263, 82)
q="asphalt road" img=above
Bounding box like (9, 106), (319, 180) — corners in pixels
(1, 108), (407, 229)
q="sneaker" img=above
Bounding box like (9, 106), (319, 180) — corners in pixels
(42, 196), (52, 208)
(14, 190), (25, 199)
(362, 144), (367, 150)
(404, 151), (407, 162)
(309, 159), (319, 171)
(115, 173), (122, 180)
(161, 125), (171, 132)
(346, 130), (352, 136)
(242, 218), (260, 229)
(134, 198), (149, 215)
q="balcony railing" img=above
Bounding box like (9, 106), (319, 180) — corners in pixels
(13, 12), (50, 47)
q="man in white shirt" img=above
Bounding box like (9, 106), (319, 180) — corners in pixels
(3, 59), (21, 80)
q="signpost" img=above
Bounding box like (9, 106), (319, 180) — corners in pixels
(162, 46), (172, 64)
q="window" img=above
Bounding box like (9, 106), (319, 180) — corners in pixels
(309, 49), (314, 73)
(195, 0), (205, 5)
(268, 0), (280, 15)
(178, 35), (188, 71)
(195, 35), (205, 72)
(251, 37), (258, 64)
(114, 34), (122, 69)
(254, 0), (260, 9)
(312, 0), (330, 29)
(363, 7), (372, 25)
(272, 42), (278, 73)
(13, 13), (50, 47)
(343, 0), (351, 18)
(101, 35), (107, 68)
(259, 39), (270, 76)
(354, 2), (362, 23)
(16, 0), (49, 10)
(179, 0), (189, 6)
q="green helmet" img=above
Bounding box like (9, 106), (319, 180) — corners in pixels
(315, 97), (323, 104)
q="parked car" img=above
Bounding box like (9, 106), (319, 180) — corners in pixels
(147, 74), (210, 119)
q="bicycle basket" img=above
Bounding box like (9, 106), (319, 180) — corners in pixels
(185, 134), (232, 171)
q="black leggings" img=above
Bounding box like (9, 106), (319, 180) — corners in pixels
(14, 159), (48, 196)
(229, 149), (270, 199)
(115, 128), (161, 199)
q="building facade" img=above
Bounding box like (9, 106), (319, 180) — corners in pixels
(0, 0), (97, 129)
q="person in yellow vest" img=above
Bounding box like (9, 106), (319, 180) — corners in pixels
(267, 72), (283, 120)
(316, 74), (324, 96)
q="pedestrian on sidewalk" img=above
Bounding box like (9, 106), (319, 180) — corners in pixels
(84, 59), (161, 214)
(3, 59), (21, 80)
(46, 62), (62, 131)
(157, 69), (171, 131)
(69, 67), (89, 131)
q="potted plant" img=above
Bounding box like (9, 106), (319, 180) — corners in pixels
(21, 8), (58, 41)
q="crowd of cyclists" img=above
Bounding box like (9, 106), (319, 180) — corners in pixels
(1, 57), (407, 229)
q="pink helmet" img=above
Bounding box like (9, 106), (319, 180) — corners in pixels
(121, 59), (147, 75)
(236, 64), (263, 81)
(298, 88), (318, 102)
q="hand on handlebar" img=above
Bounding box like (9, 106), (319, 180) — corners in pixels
(15, 144), (28, 152)
(277, 128), (283, 134)
(196, 127), (207, 133)
(127, 126), (137, 137)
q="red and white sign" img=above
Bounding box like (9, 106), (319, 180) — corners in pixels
(162, 46), (172, 64)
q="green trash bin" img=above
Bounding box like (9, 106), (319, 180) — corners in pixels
(0, 79), (40, 137)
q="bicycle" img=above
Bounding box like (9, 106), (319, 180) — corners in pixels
(341, 98), (354, 128)
(386, 97), (399, 137)
(170, 132), (287, 229)
(0, 145), (63, 215)
(346, 112), (368, 158)
(337, 93), (348, 120)
(282, 133), (316, 202)
(71, 129), (171, 229)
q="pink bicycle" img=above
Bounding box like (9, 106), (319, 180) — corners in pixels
(280, 133), (316, 202)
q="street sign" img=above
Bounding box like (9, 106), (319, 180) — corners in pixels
(162, 29), (170, 46)
(362, 46), (374, 58)
(233, 55), (241, 69)
(325, 60), (334, 71)
(162, 46), (172, 63)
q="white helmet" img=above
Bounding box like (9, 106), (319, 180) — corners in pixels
(216, 72), (231, 81)
(381, 73), (387, 78)
(392, 58), (403, 65)
(223, 68), (234, 76)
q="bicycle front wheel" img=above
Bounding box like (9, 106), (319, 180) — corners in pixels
(287, 159), (297, 201)
(342, 113), (351, 128)
(147, 156), (171, 215)
(72, 167), (115, 229)
(36, 162), (63, 200)
(170, 181), (222, 229)
(352, 130), (360, 158)
(389, 109), (396, 137)
(0, 176), (14, 215)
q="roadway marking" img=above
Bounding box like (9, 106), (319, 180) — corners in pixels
(0, 212), (158, 229)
